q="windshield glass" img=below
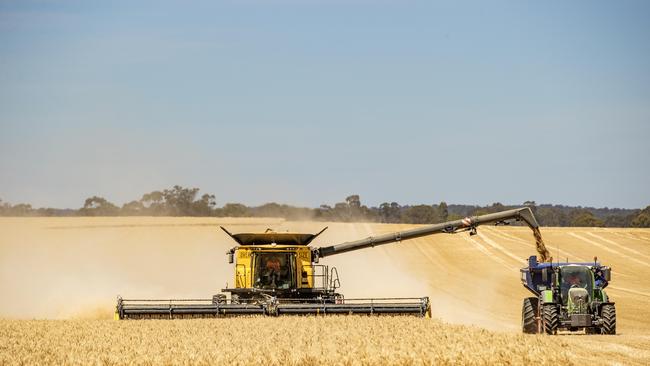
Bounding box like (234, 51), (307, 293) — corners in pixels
(253, 252), (295, 290)
(560, 266), (593, 304)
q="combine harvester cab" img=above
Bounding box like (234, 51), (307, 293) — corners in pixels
(117, 207), (548, 319)
(520, 255), (616, 335)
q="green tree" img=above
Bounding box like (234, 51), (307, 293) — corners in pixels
(569, 209), (604, 227)
(438, 201), (449, 221)
(379, 202), (401, 223)
(10, 203), (34, 216)
(79, 196), (119, 216)
(192, 194), (216, 216)
(140, 191), (166, 215)
(346, 194), (362, 220)
(314, 204), (333, 220)
(121, 200), (145, 215)
(604, 214), (635, 227)
(163, 186), (200, 215)
(631, 206), (650, 228)
(474, 202), (506, 215)
(401, 205), (439, 224)
(333, 202), (351, 221)
(222, 203), (248, 217)
(346, 195), (361, 209)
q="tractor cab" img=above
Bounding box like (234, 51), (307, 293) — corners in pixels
(558, 265), (593, 306)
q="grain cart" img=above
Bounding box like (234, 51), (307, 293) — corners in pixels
(116, 207), (549, 319)
(520, 255), (615, 334)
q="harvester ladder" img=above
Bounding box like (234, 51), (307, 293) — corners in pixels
(235, 264), (247, 288)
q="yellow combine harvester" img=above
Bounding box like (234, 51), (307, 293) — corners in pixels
(116, 207), (547, 319)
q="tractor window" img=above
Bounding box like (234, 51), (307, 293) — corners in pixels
(559, 266), (593, 304)
(253, 252), (295, 290)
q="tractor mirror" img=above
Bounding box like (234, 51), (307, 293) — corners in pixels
(227, 251), (234, 264)
(603, 268), (611, 281)
(542, 268), (548, 282)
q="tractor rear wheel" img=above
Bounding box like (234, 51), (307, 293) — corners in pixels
(542, 304), (559, 335)
(522, 297), (539, 334)
(601, 304), (616, 335)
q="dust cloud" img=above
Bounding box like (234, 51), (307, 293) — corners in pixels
(318, 223), (432, 299)
(0, 217), (280, 319)
(0, 218), (433, 320)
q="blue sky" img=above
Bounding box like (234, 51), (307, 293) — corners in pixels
(1, 0), (649, 209)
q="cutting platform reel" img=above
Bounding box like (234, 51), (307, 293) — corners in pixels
(116, 296), (431, 319)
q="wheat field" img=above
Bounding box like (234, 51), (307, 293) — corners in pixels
(1, 217), (649, 365)
(1, 317), (639, 366)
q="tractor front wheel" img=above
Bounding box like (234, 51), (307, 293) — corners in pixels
(522, 297), (539, 334)
(542, 304), (559, 335)
(601, 304), (616, 335)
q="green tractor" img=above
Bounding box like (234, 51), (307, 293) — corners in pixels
(520, 255), (616, 334)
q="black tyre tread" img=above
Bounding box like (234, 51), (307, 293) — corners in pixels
(542, 304), (559, 335)
(601, 304), (616, 335)
(522, 297), (539, 334)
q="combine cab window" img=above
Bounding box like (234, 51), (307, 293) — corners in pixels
(253, 252), (296, 290)
(559, 266), (593, 305)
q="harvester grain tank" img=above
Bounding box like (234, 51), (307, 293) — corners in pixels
(116, 207), (548, 319)
(520, 255), (615, 334)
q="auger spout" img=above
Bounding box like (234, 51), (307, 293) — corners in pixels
(315, 207), (550, 262)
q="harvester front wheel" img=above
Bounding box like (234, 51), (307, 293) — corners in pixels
(522, 297), (539, 334)
(542, 304), (559, 335)
(601, 304), (616, 335)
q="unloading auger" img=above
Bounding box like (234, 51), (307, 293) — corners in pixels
(116, 207), (548, 319)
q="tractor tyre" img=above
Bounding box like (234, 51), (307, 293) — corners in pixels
(522, 297), (539, 334)
(542, 304), (559, 335)
(601, 304), (616, 335)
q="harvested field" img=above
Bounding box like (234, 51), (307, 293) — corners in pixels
(3, 317), (649, 366)
(1, 217), (649, 365)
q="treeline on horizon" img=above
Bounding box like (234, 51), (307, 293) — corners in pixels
(1, 185), (649, 228)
